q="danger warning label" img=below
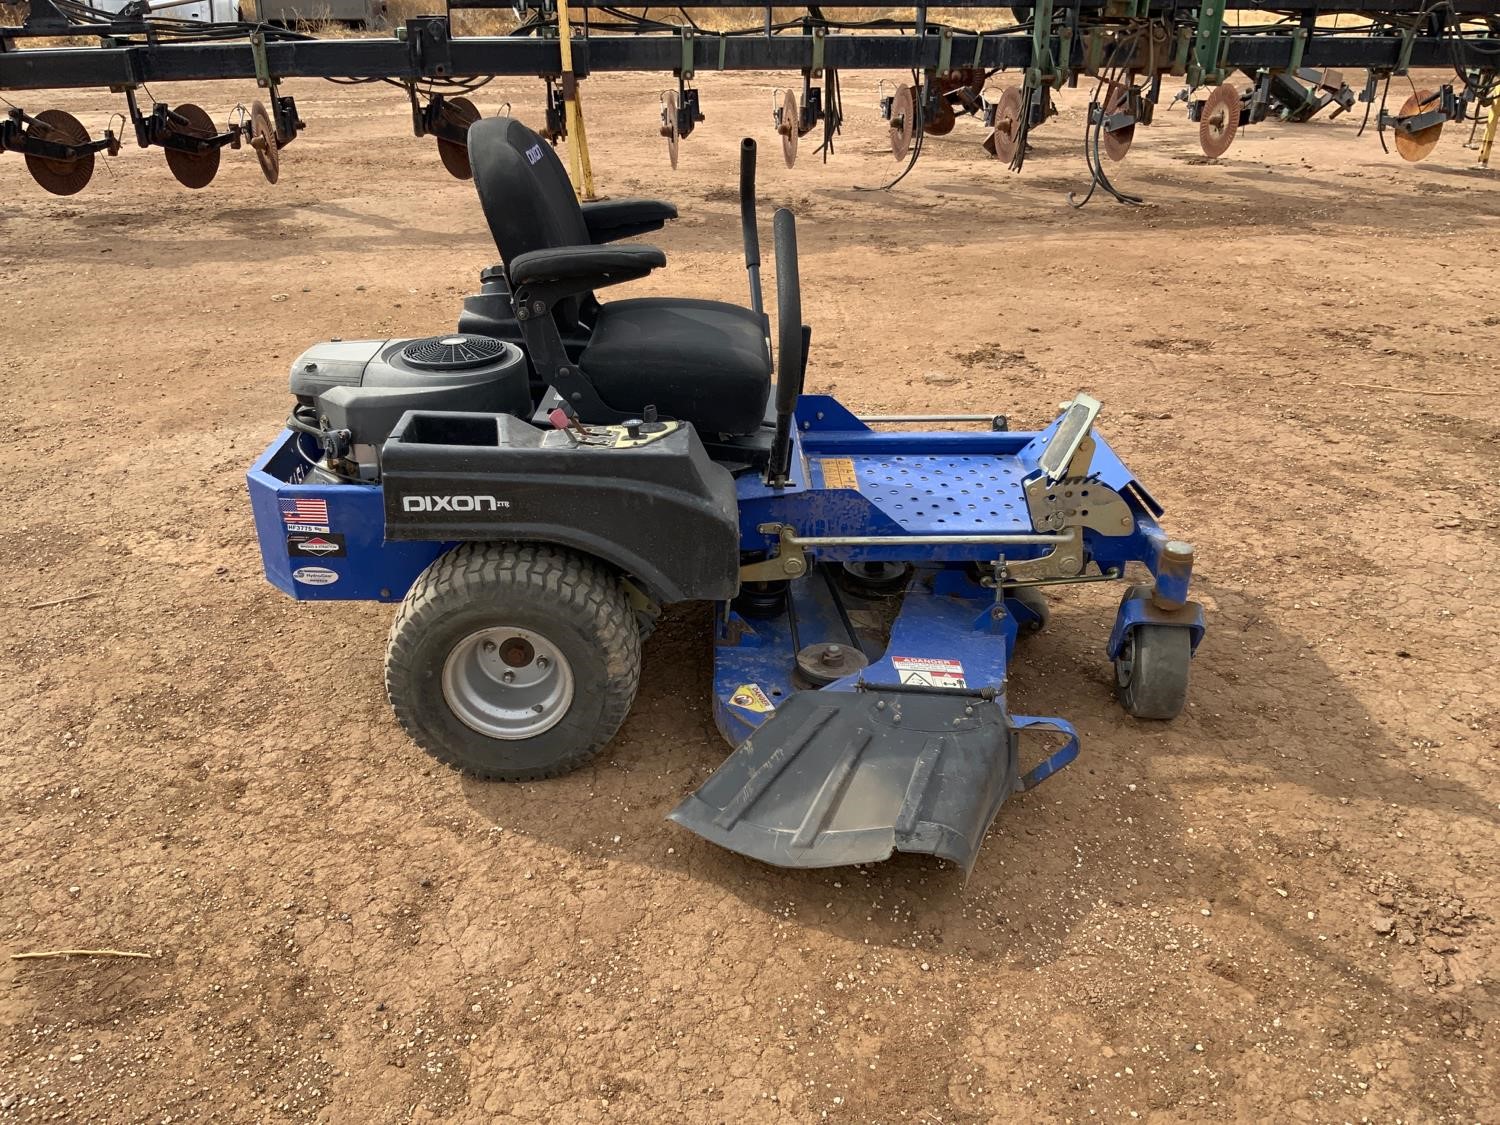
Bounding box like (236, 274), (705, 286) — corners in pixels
(891, 656), (967, 689)
(729, 683), (775, 713)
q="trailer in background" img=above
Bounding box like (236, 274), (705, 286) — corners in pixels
(91, 0), (241, 23)
(244, 0), (387, 29)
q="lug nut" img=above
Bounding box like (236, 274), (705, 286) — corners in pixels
(502, 671), (515, 684)
(482, 641), (497, 654)
(536, 656), (549, 670)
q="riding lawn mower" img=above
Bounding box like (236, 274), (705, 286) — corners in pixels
(248, 117), (1206, 872)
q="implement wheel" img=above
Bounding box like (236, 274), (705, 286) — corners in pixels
(1115, 625), (1191, 720)
(386, 543), (641, 779)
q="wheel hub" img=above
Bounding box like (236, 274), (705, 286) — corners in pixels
(443, 626), (574, 740)
(1115, 631), (1136, 687)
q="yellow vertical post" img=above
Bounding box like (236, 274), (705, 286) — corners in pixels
(1479, 92), (1499, 169)
(555, 0), (599, 200)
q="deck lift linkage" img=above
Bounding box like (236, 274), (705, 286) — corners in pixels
(246, 118), (1206, 871)
(2, 0), (1498, 195)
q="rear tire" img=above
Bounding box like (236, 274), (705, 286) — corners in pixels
(385, 542), (641, 779)
(1115, 624), (1191, 720)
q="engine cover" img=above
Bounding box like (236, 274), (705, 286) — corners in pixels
(289, 335), (530, 448)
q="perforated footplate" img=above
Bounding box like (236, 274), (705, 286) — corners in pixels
(842, 454), (1033, 535)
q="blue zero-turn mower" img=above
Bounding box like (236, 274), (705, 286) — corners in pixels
(247, 118), (1206, 872)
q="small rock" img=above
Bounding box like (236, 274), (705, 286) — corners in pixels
(920, 962), (931, 972)
(69, 1054), (84, 1064)
(1426, 936), (1459, 955)
(271, 293), (289, 302)
(923, 372), (960, 387)
(1371, 917), (1395, 936)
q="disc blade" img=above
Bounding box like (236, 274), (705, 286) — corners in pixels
(663, 91), (680, 170)
(24, 108), (94, 196)
(989, 86), (1023, 163)
(1101, 87), (1135, 162)
(781, 88), (799, 167)
(250, 99), (280, 185)
(1198, 82), (1239, 159)
(1393, 89), (1443, 162)
(889, 83), (914, 159)
(925, 94), (956, 137)
(435, 95), (480, 180)
(163, 102), (221, 190)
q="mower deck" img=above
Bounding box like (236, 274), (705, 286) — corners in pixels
(679, 564), (1080, 870)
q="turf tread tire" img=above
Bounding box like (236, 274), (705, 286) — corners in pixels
(1116, 624), (1191, 721)
(385, 542), (641, 780)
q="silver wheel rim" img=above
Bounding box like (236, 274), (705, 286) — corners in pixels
(442, 626), (575, 740)
(1115, 632), (1136, 689)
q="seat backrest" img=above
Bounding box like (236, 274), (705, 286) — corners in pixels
(468, 116), (592, 328)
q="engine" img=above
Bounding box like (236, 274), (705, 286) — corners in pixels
(287, 333), (529, 482)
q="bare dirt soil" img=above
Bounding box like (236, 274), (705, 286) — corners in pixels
(1, 69), (1497, 1123)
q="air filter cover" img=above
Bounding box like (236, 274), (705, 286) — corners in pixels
(401, 334), (512, 371)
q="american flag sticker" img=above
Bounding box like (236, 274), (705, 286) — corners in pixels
(280, 497), (330, 529)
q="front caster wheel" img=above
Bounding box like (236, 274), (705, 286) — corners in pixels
(1006, 585), (1051, 636)
(1115, 624), (1191, 720)
(385, 543), (641, 779)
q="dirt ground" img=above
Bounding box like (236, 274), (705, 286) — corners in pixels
(1, 66), (1497, 1123)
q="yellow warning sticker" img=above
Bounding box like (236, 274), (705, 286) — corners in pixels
(819, 457), (860, 492)
(729, 683), (775, 713)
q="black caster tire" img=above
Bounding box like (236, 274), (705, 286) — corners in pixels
(385, 542), (641, 780)
(1115, 624), (1192, 720)
(1008, 585), (1050, 636)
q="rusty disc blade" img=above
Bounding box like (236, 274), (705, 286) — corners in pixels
(989, 86), (1023, 163)
(1198, 82), (1239, 159)
(662, 90), (680, 170)
(249, 99), (280, 185)
(164, 102), (220, 190)
(1101, 87), (1135, 162)
(436, 95), (480, 180)
(24, 108), (94, 196)
(1394, 88), (1443, 162)
(781, 88), (799, 167)
(889, 83), (914, 160)
(926, 93), (957, 137)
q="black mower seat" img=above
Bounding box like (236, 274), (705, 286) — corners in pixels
(467, 116), (772, 436)
(581, 298), (770, 436)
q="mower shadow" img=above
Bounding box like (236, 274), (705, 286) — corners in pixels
(457, 573), (1493, 968)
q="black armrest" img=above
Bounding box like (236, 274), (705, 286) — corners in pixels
(581, 198), (679, 243)
(509, 244), (666, 298)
